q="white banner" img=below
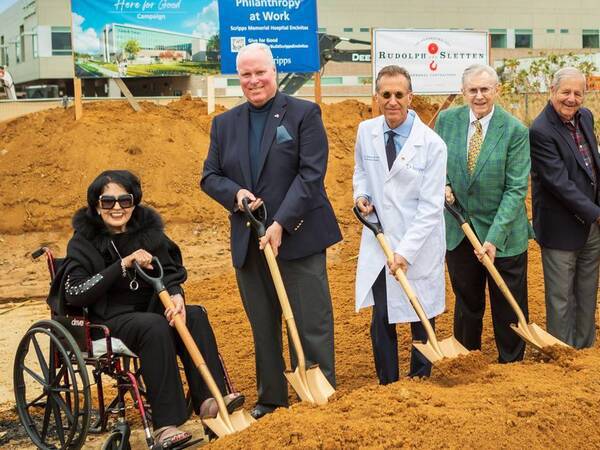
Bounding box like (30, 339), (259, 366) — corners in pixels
(372, 29), (489, 94)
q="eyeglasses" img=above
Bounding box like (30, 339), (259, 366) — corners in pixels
(99, 194), (134, 209)
(380, 91), (406, 100)
(464, 86), (494, 96)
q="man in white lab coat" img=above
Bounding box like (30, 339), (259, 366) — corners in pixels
(353, 65), (447, 382)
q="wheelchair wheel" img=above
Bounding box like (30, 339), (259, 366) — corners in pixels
(101, 430), (131, 450)
(14, 320), (92, 449)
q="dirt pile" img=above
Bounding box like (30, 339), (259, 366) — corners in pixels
(0, 96), (599, 449)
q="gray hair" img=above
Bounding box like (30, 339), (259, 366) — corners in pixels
(551, 67), (587, 90)
(462, 64), (499, 86)
(236, 43), (276, 72)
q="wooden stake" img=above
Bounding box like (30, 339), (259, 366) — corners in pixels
(314, 71), (322, 104)
(207, 75), (215, 114)
(114, 78), (142, 112)
(73, 77), (83, 120)
(427, 93), (457, 128)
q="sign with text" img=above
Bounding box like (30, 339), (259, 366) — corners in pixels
(218, 0), (319, 74)
(373, 29), (489, 94)
(71, 0), (218, 78)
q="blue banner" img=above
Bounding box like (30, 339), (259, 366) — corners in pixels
(71, 0), (219, 78)
(218, 0), (319, 74)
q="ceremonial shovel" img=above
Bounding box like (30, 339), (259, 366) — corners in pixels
(134, 258), (255, 438)
(242, 198), (335, 405)
(444, 200), (570, 353)
(353, 206), (470, 364)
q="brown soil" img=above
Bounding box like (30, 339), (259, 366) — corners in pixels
(0, 96), (599, 449)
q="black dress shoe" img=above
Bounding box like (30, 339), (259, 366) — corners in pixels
(250, 403), (279, 419)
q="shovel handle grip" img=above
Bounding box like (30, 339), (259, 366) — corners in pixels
(242, 197), (267, 238)
(444, 200), (466, 225)
(133, 257), (165, 292)
(352, 205), (383, 235)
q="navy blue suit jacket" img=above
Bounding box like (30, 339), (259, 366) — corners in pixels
(530, 102), (600, 250)
(201, 92), (342, 268)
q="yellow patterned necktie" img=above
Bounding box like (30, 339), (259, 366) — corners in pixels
(467, 120), (483, 175)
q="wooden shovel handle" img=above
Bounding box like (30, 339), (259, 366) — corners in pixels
(157, 290), (233, 427)
(458, 224), (529, 328)
(375, 234), (442, 353)
(262, 243), (308, 374)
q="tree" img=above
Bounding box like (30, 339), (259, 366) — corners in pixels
(123, 39), (141, 60)
(497, 52), (597, 94)
(207, 33), (219, 52)
(206, 33), (220, 62)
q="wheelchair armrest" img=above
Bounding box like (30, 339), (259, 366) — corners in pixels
(88, 323), (112, 359)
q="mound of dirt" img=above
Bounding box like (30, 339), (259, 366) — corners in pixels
(0, 95), (599, 450)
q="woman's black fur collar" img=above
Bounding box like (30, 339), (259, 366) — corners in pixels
(71, 205), (164, 254)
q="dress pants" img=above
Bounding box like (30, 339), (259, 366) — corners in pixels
(235, 238), (335, 407)
(446, 238), (528, 363)
(105, 305), (227, 428)
(371, 268), (434, 383)
(541, 223), (600, 348)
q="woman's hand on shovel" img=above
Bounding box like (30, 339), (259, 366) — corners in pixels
(165, 293), (186, 327)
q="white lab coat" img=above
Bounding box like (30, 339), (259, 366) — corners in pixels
(353, 112), (447, 323)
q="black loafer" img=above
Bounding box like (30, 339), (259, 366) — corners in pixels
(250, 403), (279, 419)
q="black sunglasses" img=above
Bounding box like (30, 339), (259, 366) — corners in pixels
(99, 194), (134, 209)
(380, 91), (405, 100)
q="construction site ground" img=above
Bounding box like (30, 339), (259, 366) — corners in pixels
(0, 96), (599, 449)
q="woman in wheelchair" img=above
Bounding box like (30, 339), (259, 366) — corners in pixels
(52, 169), (244, 448)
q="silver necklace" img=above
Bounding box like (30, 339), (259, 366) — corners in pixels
(110, 240), (139, 291)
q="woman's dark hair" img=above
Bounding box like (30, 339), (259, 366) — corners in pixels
(86, 170), (143, 211)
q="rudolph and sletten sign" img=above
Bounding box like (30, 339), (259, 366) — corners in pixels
(372, 29), (489, 94)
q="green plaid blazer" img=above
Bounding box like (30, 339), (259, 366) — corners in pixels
(435, 105), (533, 257)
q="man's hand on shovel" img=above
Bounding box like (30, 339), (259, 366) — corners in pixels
(388, 253), (408, 274)
(260, 221), (283, 257)
(474, 241), (496, 264)
(236, 189), (263, 211)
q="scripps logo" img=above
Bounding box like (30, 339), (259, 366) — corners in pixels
(71, 318), (84, 327)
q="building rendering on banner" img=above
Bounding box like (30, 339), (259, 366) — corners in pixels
(100, 24), (207, 64)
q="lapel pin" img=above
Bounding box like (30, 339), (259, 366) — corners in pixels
(274, 113), (279, 118)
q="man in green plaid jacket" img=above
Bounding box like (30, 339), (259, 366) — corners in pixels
(435, 64), (534, 363)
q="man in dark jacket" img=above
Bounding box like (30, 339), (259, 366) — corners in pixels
(530, 67), (600, 348)
(201, 43), (342, 418)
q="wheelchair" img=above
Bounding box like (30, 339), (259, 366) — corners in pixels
(13, 247), (234, 449)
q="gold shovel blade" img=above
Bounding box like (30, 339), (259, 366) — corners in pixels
(510, 322), (570, 353)
(305, 365), (335, 405)
(228, 409), (256, 431)
(413, 337), (471, 365)
(203, 409), (256, 438)
(285, 364), (335, 405)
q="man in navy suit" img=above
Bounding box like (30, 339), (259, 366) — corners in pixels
(530, 67), (600, 348)
(201, 43), (342, 418)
